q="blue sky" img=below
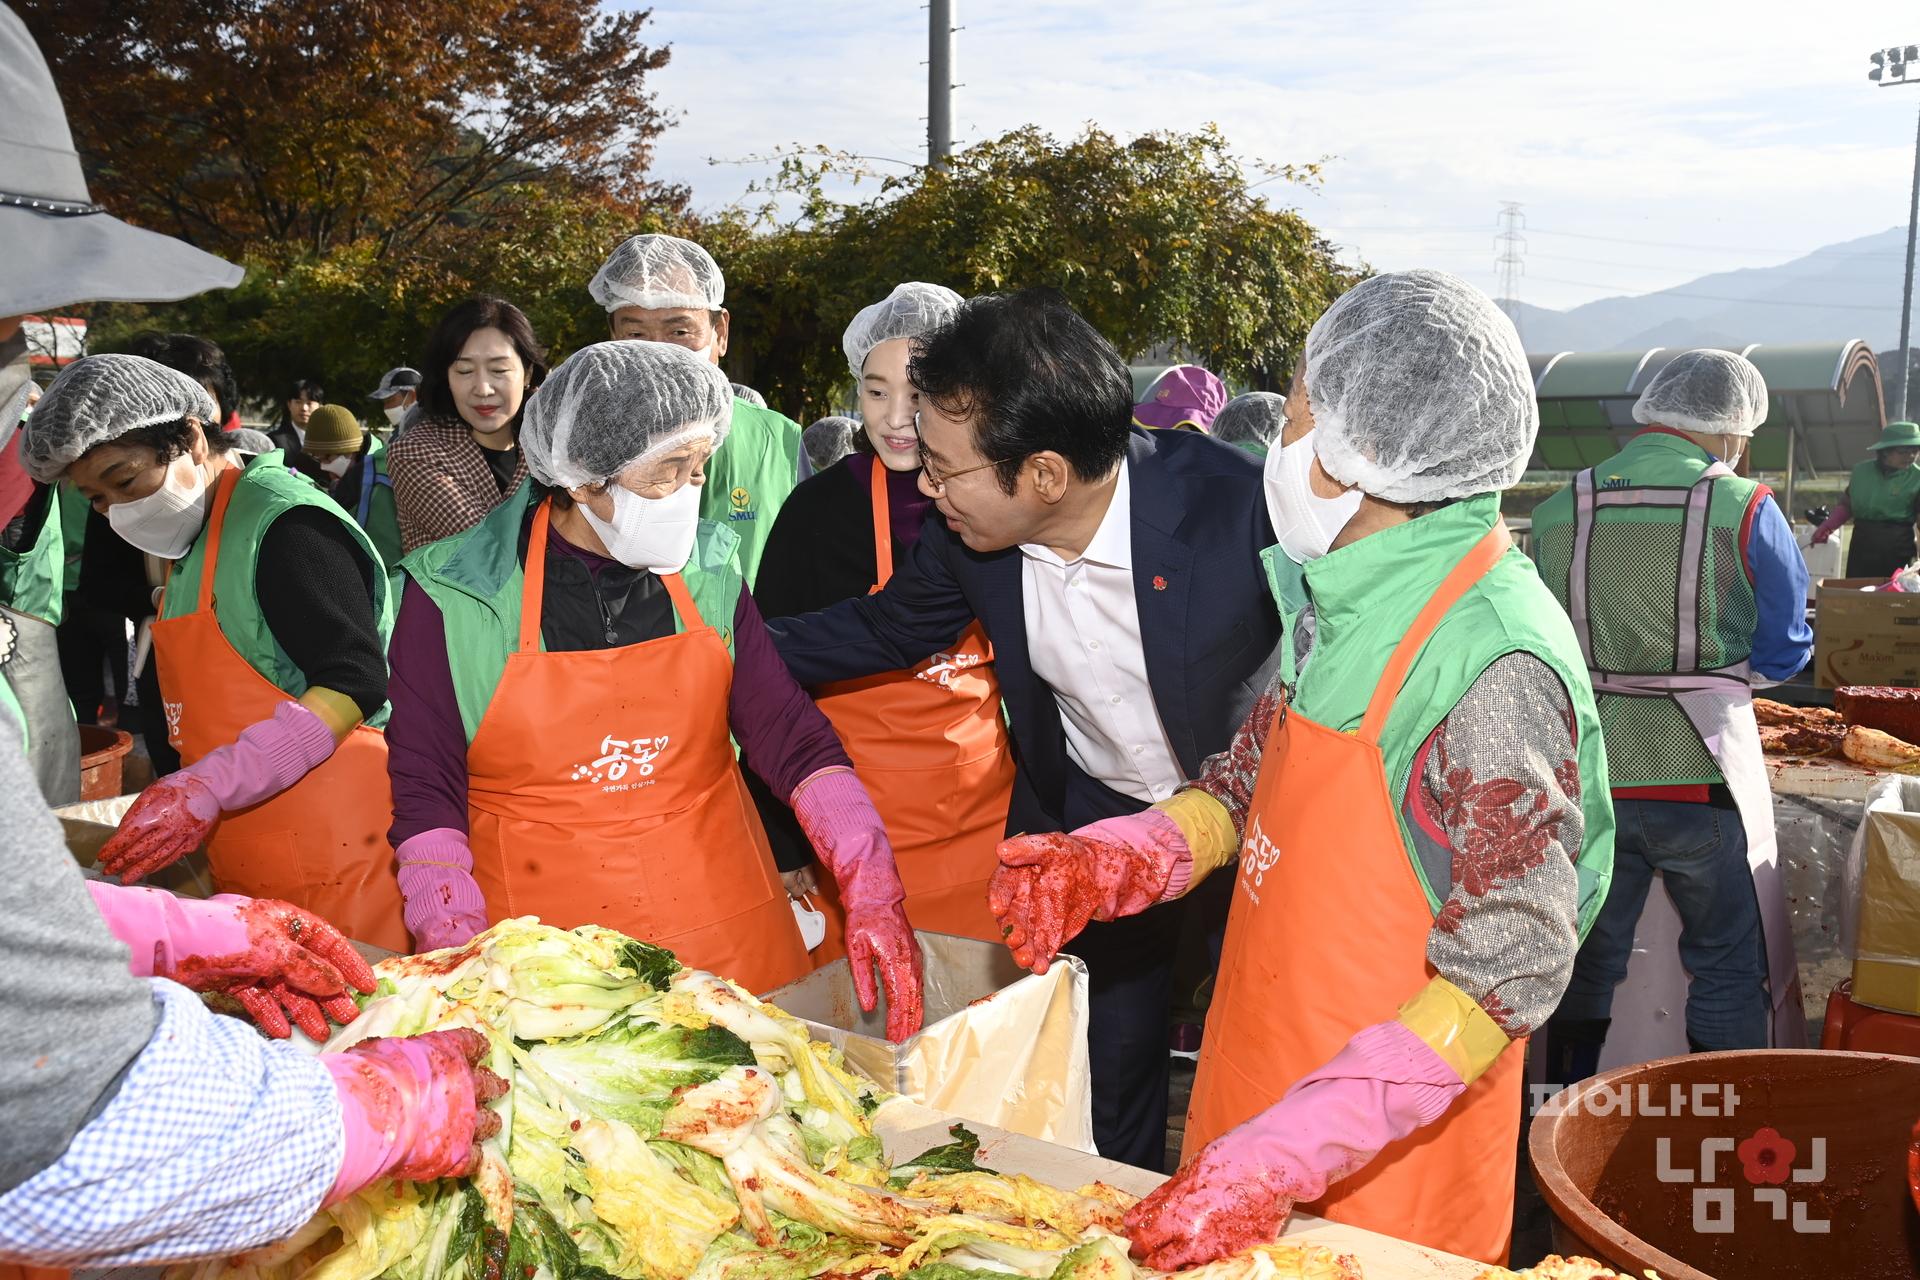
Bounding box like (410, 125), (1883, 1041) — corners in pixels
(627, 1), (1920, 313)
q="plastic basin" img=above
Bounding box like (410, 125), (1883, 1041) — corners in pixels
(1529, 1050), (1920, 1279)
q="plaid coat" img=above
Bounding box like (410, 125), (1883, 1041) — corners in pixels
(387, 412), (528, 554)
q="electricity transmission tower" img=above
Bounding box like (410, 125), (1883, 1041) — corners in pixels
(1495, 202), (1527, 342)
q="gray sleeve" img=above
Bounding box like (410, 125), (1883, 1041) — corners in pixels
(0, 720), (160, 1193)
(1413, 651), (1585, 1037)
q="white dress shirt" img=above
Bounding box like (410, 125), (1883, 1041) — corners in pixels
(1019, 461), (1185, 803)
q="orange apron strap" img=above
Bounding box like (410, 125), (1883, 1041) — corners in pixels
(518, 499), (553, 652)
(870, 460), (893, 590)
(193, 466), (245, 612)
(1356, 521), (1511, 745)
(660, 571), (707, 630)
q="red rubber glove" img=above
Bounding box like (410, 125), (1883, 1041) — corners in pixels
(1908, 1116), (1919, 1215)
(320, 1028), (508, 1206)
(97, 772), (222, 884)
(792, 769), (924, 1042)
(988, 812), (1186, 974)
(88, 883), (376, 1041)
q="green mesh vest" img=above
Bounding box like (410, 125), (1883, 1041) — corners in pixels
(1296, 495), (1615, 935)
(161, 452), (395, 727)
(0, 484), (68, 625)
(1531, 430), (1762, 787)
(401, 481), (746, 744)
(701, 397), (801, 586)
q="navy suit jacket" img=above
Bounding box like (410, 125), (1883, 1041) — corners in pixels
(766, 429), (1282, 834)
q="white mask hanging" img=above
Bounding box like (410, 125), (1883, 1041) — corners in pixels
(1264, 434), (1362, 564)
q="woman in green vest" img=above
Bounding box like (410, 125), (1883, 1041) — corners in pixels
(1811, 419), (1920, 577)
(985, 271), (1614, 1266)
(22, 354), (409, 952)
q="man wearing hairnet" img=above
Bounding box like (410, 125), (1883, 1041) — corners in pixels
(588, 234), (802, 584)
(0, 10), (503, 1268)
(985, 271), (1614, 1266)
(1532, 349), (1810, 1080)
(1210, 391), (1285, 458)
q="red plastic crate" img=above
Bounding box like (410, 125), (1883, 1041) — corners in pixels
(1821, 978), (1920, 1057)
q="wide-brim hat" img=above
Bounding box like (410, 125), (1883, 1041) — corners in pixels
(0, 8), (242, 317)
(367, 367), (422, 400)
(1871, 421), (1920, 451)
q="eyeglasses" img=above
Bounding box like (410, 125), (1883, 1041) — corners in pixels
(914, 410), (1007, 495)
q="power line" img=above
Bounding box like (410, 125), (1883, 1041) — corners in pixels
(1324, 222), (1906, 259)
(1523, 274), (1892, 311)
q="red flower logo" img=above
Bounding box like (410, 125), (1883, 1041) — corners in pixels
(1737, 1126), (1797, 1185)
(1152, 575), (1168, 591)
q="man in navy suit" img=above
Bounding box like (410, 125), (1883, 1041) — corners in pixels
(767, 290), (1280, 1169)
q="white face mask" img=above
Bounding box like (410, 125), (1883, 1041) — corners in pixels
(319, 455), (353, 479)
(581, 480), (702, 573)
(384, 404), (408, 429)
(790, 894), (827, 951)
(109, 454), (212, 560)
(1264, 433), (1363, 565)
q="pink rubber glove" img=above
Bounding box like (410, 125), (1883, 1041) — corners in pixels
(1811, 499), (1849, 546)
(87, 882), (376, 1041)
(99, 700), (338, 883)
(394, 828), (490, 954)
(320, 1028), (508, 1206)
(989, 809), (1190, 975)
(1125, 1020), (1466, 1271)
(791, 768), (924, 1042)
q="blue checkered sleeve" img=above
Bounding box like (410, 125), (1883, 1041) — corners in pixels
(0, 979), (345, 1267)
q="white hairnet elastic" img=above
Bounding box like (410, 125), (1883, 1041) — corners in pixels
(1306, 269), (1536, 503)
(588, 234), (725, 314)
(804, 415), (859, 472)
(24, 353), (219, 482)
(1632, 349), (1770, 439)
(1211, 392), (1286, 449)
(520, 341), (734, 490)
(730, 382), (767, 409)
(843, 282), (963, 380)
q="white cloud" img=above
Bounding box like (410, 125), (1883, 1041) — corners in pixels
(627, 0), (1920, 310)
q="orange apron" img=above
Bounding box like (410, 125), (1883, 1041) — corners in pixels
(463, 501), (809, 995)
(153, 470), (407, 952)
(804, 462), (1015, 953)
(1183, 527), (1523, 1265)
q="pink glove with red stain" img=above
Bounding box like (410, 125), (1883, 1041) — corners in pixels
(321, 1028), (508, 1205)
(87, 882), (376, 1041)
(98, 700), (338, 883)
(1124, 1021), (1466, 1271)
(394, 828), (490, 954)
(1810, 500), (1849, 546)
(792, 768), (924, 1042)
(988, 810), (1191, 975)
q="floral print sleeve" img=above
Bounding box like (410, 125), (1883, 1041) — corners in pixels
(1405, 651), (1584, 1037)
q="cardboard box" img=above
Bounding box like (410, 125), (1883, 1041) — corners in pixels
(1813, 577), (1920, 689)
(1847, 780), (1920, 1015)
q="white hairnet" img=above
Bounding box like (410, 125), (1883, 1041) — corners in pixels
(24, 353), (219, 482)
(229, 427), (277, 455)
(588, 234), (725, 314)
(730, 382), (767, 409)
(804, 415), (859, 472)
(842, 282), (962, 380)
(1632, 349), (1770, 439)
(520, 341), (734, 490)
(1306, 269), (1536, 503)
(1211, 392), (1286, 449)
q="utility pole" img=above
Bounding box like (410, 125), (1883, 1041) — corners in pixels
(1869, 43), (1920, 419)
(1495, 202), (1526, 343)
(928, 0), (956, 170)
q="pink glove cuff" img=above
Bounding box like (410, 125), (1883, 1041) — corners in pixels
(1077, 809), (1194, 902)
(791, 768), (906, 911)
(1288, 1019), (1466, 1130)
(189, 700), (338, 812)
(395, 828), (489, 952)
(86, 881), (251, 977)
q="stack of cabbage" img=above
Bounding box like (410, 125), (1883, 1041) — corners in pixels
(168, 919), (1359, 1280)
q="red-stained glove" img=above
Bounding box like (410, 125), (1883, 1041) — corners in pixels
(87, 882), (375, 1041)
(1908, 1116), (1919, 1215)
(98, 701), (337, 883)
(988, 811), (1187, 974)
(321, 1028), (508, 1205)
(792, 769), (924, 1042)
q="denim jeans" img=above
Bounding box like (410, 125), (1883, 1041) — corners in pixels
(1556, 797), (1769, 1051)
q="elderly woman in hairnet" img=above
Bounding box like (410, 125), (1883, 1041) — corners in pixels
(23, 354), (410, 956)
(987, 271), (1614, 1266)
(751, 284), (1015, 948)
(383, 340), (924, 1037)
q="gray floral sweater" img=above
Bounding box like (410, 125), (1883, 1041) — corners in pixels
(1185, 608), (1584, 1038)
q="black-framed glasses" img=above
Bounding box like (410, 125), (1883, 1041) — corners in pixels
(914, 409), (1007, 494)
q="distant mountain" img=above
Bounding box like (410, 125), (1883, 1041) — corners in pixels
(1508, 226), (1912, 353)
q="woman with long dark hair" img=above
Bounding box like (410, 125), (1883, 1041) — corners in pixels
(387, 296), (547, 553)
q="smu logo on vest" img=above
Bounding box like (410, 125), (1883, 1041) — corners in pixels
(1239, 813), (1282, 904)
(728, 486), (755, 521)
(572, 734), (670, 792)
